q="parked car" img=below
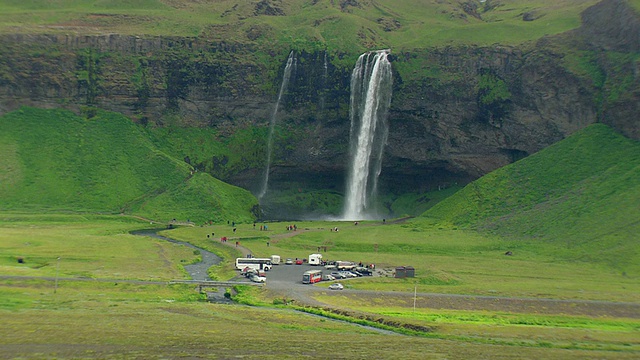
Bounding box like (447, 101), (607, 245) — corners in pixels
(328, 283), (344, 290)
(330, 272), (346, 279)
(285, 258), (293, 265)
(324, 261), (337, 270)
(242, 268), (257, 277)
(339, 271), (358, 278)
(295, 259), (303, 265)
(250, 274), (266, 283)
(322, 274), (336, 281)
(335, 261), (356, 271)
(355, 267), (373, 276)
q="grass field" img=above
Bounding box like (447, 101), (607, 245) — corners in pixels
(6, 283), (635, 359)
(166, 219), (639, 303)
(0, 213), (197, 280)
(1, 214), (638, 358)
(0, 0), (601, 51)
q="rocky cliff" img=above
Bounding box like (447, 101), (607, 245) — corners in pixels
(0, 0), (637, 216)
(576, 0), (640, 140)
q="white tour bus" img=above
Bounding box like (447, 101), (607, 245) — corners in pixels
(235, 257), (273, 271)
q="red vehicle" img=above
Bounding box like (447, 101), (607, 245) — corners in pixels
(302, 270), (322, 284)
(295, 259), (303, 265)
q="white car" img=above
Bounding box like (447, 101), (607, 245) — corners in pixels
(330, 271), (346, 279)
(323, 274), (336, 281)
(339, 271), (358, 278)
(328, 283), (343, 290)
(250, 274), (266, 283)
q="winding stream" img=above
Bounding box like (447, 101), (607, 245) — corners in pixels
(130, 229), (221, 281)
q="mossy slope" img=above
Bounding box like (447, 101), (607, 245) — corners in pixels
(0, 107), (257, 223)
(422, 123), (640, 273)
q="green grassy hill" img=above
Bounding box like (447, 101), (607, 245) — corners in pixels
(421, 123), (640, 273)
(0, 107), (257, 223)
(0, 0), (601, 50)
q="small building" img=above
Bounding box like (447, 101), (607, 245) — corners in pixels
(405, 266), (415, 278)
(395, 266), (415, 278)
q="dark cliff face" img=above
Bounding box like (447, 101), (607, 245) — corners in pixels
(387, 46), (597, 185)
(0, 0), (637, 212)
(579, 0), (640, 53)
(574, 0), (640, 140)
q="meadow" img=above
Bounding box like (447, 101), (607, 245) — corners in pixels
(166, 219), (639, 302)
(7, 283), (632, 360)
(1, 214), (638, 358)
(0, 0), (603, 51)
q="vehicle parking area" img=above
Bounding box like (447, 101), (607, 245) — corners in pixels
(229, 245), (383, 294)
(236, 259), (379, 289)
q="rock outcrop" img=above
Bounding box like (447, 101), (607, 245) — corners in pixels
(575, 0), (640, 140)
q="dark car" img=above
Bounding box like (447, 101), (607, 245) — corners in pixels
(355, 266), (373, 276)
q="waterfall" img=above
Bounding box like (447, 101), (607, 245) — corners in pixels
(258, 51), (295, 200)
(323, 52), (328, 77)
(319, 51), (328, 112)
(342, 50), (393, 220)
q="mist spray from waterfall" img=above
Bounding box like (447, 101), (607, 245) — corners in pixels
(258, 51), (296, 200)
(342, 50), (393, 220)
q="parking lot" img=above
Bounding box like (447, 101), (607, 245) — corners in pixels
(234, 259), (377, 289)
(268, 262), (320, 284)
(235, 261), (370, 288)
